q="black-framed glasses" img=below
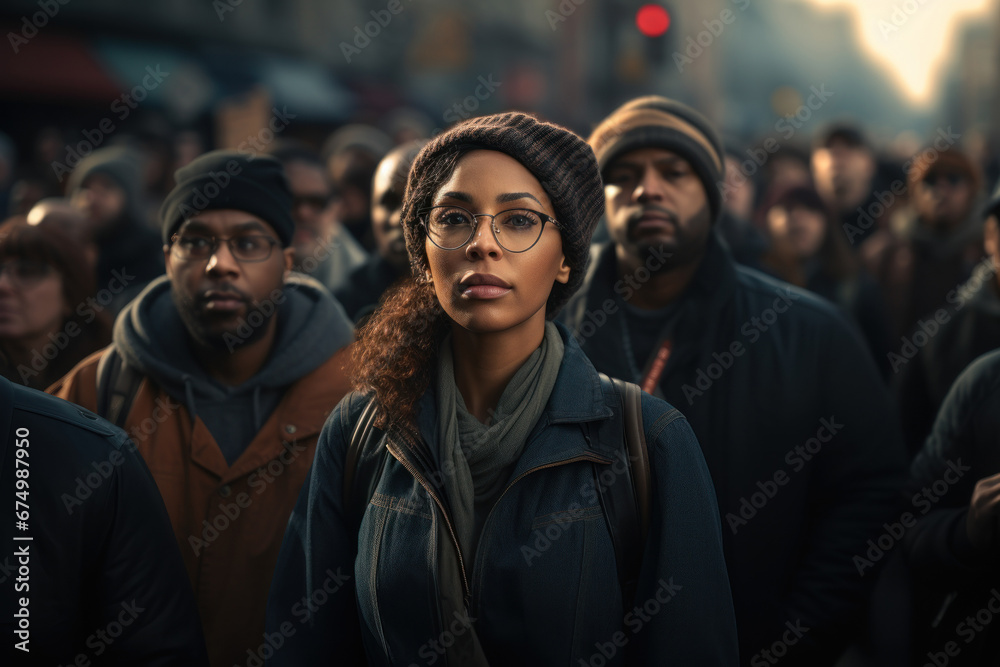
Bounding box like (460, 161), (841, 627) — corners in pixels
(419, 205), (562, 253)
(0, 259), (54, 287)
(169, 233), (279, 263)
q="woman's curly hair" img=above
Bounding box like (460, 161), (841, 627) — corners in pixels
(350, 143), (475, 428)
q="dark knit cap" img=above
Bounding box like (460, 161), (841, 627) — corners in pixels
(588, 96), (725, 222)
(401, 112), (604, 317)
(159, 150), (295, 246)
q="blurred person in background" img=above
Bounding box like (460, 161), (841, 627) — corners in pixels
(811, 124), (885, 248)
(761, 185), (892, 377)
(322, 123), (393, 251)
(718, 143), (768, 271)
(67, 146), (165, 315)
(0, 211), (110, 391)
(903, 348), (1000, 665)
(382, 106), (433, 145)
(269, 141), (367, 293)
(564, 96), (907, 666)
(6, 164), (61, 217)
(51, 150), (355, 667)
(895, 180), (1000, 457)
(862, 147), (983, 345)
(334, 139), (425, 324)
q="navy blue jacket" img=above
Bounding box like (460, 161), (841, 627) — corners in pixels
(267, 324), (738, 665)
(0, 376), (207, 665)
(562, 235), (908, 665)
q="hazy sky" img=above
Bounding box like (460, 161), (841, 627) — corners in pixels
(796, 0), (993, 105)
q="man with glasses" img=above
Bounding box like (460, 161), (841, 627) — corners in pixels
(563, 96), (907, 665)
(50, 150), (355, 667)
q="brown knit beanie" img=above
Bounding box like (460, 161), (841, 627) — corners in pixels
(588, 96), (725, 222)
(401, 112), (604, 317)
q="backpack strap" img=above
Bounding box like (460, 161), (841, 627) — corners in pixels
(95, 347), (144, 428)
(595, 373), (651, 615)
(343, 396), (388, 528)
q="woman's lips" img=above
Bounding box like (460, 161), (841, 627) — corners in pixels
(461, 284), (511, 299)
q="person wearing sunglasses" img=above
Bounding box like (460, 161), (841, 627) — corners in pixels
(268, 113), (737, 665)
(50, 150), (355, 667)
(0, 211), (110, 391)
(862, 147), (984, 349)
(268, 142), (368, 294)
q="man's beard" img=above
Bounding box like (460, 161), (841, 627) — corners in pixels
(173, 287), (278, 352)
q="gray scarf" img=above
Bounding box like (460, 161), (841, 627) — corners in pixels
(436, 321), (565, 561)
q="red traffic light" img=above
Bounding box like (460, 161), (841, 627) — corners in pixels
(636, 5), (670, 37)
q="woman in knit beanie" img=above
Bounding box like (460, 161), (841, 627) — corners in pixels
(268, 113), (737, 666)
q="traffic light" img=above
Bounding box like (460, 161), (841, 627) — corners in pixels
(635, 4), (672, 65)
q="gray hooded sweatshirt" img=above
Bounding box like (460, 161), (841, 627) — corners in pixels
(113, 273), (353, 465)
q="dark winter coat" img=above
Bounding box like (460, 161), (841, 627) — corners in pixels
(0, 376), (208, 665)
(561, 233), (908, 665)
(266, 323), (739, 666)
(904, 348), (1000, 665)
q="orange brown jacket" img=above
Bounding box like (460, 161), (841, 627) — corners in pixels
(50, 343), (354, 667)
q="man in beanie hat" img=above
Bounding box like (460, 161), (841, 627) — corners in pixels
(563, 96), (907, 666)
(51, 150), (356, 667)
(68, 145), (165, 315)
(894, 170), (1000, 457)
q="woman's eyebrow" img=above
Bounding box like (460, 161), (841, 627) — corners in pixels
(438, 191), (473, 203)
(497, 192), (543, 206)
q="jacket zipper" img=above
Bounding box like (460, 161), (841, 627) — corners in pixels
(469, 452), (614, 611)
(386, 427), (614, 613)
(385, 428), (473, 606)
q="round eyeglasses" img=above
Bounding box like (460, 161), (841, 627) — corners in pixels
(420, 205), (562, 253)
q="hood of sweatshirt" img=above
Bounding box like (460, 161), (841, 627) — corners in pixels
(112, 272), (353, 463)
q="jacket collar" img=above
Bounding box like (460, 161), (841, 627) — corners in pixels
(407, 321), (616, 478)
